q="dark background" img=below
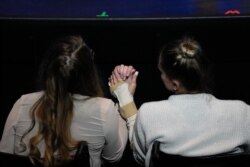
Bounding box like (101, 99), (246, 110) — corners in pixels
(1, 17), (250, 166)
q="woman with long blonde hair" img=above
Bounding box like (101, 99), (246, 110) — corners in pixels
(0, 35), (129, 167)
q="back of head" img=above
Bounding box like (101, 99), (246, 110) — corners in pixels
(40, 35), (103, 96)
(159, 36), (211, 92)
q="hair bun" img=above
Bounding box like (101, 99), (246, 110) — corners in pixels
(180, 45), (195, 58)
(179, 38), (200, 59)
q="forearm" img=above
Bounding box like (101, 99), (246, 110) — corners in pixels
(110, 81), (138, 146)
(110, 81), (138, 119)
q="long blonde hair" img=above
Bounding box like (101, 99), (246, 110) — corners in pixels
(21, 35), (103, 166)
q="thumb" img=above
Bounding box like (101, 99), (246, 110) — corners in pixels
(131, 71), (139, 83)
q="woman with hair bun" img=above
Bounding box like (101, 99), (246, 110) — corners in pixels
(109, 36), (250, 167)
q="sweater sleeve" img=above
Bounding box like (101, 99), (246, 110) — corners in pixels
(0, 98), (22, 153)
(127, 114), (137, 144)
(244, 103), (250, 150)
(131, 109), (147, 165)
(101, 101), (128, 162)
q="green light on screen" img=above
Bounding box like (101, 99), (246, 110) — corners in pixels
(96, 11), (109, 17)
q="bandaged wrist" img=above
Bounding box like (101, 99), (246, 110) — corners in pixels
(112, 82), (133, 107)
(120, 101), (137, 119)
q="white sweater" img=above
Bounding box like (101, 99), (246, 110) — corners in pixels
(128, 93), (250, 167)
(0, 92), (128, 167)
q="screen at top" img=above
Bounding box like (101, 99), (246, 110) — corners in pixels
(0, 0), (249, 19)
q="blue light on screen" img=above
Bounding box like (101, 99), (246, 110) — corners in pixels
(0, 0), (249, 19)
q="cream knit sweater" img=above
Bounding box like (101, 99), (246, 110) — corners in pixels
(127, 93), (250, 167)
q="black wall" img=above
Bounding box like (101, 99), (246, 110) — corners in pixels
(1, 18), (250, 137)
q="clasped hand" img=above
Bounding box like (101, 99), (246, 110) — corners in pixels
(109, 64), (138, 96)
